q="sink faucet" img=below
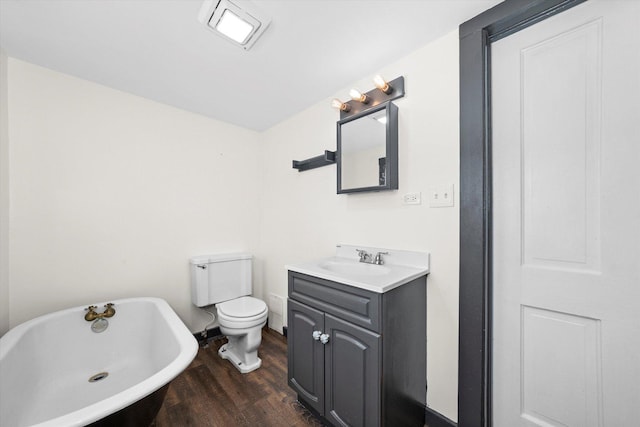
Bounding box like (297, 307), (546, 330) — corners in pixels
(356, 249), (388, 265)
(374, 252), (388, 265)
(356, 249), (372, 263)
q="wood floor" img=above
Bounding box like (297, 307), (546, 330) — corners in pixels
(155, 328), (323, 427)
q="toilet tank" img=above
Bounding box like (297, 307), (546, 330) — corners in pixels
(190, 253), (252, 307)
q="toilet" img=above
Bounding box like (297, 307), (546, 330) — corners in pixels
(190, 253), (268, 373)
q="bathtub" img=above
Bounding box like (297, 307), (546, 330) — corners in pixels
(0, 297), (198, 427)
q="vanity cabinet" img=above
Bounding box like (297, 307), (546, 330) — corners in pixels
(287, 271), (426, 427)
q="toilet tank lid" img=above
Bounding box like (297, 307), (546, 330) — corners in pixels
(190, 253), (252, 265)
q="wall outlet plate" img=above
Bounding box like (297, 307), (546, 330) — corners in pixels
(403, 192), (422, 205)
(428, 184), (454, 207)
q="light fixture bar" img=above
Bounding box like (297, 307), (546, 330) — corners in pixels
(332, 76), (405, 119)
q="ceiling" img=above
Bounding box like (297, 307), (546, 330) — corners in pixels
(0, 0), (500, 131)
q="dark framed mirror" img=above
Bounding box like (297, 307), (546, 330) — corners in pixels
(337, 101), (398, 194)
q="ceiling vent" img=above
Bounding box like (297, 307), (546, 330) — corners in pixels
(198, 0), (271, 51)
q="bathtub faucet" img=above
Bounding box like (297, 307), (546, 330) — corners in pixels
(84, 303), (116, 321)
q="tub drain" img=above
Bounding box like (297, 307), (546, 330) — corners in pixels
(88, 372), (109, 383)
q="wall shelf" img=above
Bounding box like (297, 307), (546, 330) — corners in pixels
(292, 150), (336, 172)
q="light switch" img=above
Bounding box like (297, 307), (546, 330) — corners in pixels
(428, 184), (454, 207)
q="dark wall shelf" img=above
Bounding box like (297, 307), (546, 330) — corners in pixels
(292, 150), (336, 172)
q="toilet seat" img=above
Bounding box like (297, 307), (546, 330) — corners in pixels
(217, 296), (267, 317)
(216, 296), (268, 329)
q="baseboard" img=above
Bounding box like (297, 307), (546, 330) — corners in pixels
(425, 407), (457, 427)
(193, 327), (222, 345)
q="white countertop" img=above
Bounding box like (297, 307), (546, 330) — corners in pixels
(286, 245), (430, 293)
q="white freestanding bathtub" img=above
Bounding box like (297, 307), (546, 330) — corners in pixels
(0, 297), (198, 427)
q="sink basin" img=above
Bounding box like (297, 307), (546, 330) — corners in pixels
(319, 260), (391, 276)
(286, 245), (430, 293)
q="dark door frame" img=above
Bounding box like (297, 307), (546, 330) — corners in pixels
(458, 1), (586, 426)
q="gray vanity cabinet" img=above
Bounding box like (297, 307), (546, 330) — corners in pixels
(287, 271), (426, 427)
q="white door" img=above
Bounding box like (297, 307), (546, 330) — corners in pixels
(491, 1), (640, 426)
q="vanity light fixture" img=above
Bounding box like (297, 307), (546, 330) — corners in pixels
(198, 0), (271, 50)
(373, 75), (393, 94)
(331, 98), (351, 112)
(332, 75), (404, 119)
(349, 89), (369, 104)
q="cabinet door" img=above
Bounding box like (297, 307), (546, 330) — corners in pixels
(287, 299), (325, 415)
(324, 314), (381, 427)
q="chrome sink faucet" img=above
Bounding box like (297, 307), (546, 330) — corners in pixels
(374, 251), (388, 265)
(356, 249), (372, 263)
(356, 249), (389, 265)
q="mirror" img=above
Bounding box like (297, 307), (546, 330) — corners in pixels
(337, 101), (398, 193)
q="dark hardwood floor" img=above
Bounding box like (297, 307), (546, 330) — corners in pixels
(155, 328), (323, 427)
(156, 328), (431, 427)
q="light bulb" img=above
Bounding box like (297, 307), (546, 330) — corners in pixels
(349, 88), (369, 104)
(373, 74), (392, 94)
(331, 98), (351, 112)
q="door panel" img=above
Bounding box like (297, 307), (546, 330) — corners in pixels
(492, 1), (640, 426)
(521, 306), (602, 427)
(520, 18), (601, 271)
(287, 299), (325, 414)
(324, 314), (380, 427)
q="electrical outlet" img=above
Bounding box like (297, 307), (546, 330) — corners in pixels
(403, 192), (422, 205)
(428, 184), (455, 207)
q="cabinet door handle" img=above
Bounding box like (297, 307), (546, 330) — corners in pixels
(312, 330), (322, 341)
(320, 333), (330, 344)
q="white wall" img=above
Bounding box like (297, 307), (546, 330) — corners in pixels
(257, 30), (460, 421)
(0, 49), (9, 336)
(6, 58), (262, 331)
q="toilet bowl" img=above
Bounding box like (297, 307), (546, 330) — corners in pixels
(216, 296), (268, 373)
(190, 253), (268, 374)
